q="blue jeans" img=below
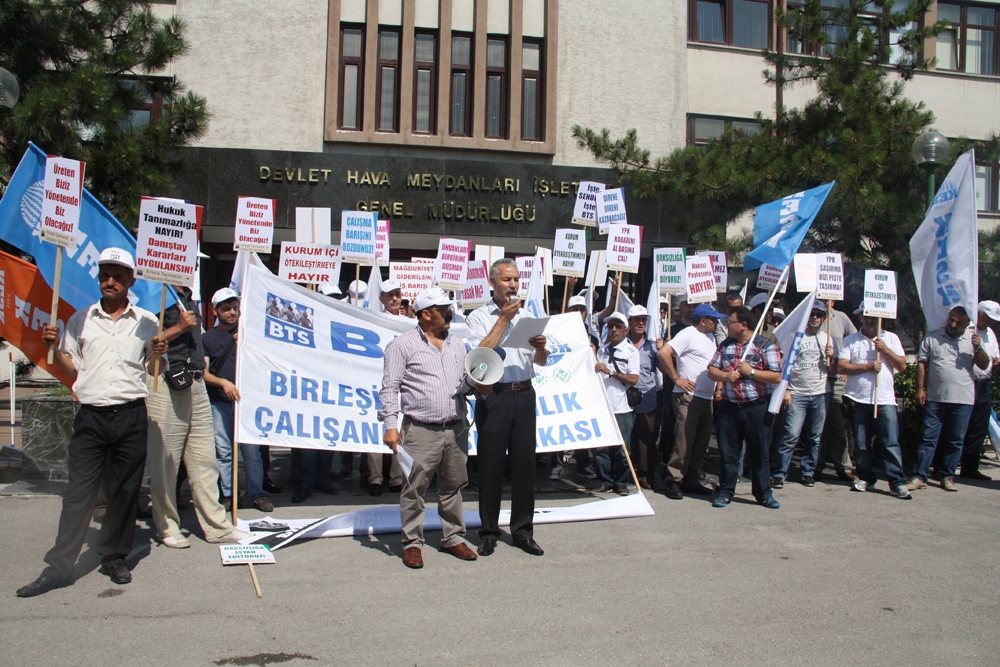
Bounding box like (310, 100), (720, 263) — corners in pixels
(913, 401), (974, 481)
(211, 401), (266, 499)
(772, 393), (829, 479)
(851, 403), (906, 488)
(596, 412), (634, 487)
(716, 400), (773, 502)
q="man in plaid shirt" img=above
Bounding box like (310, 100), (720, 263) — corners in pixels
(707, 306), (783, 509)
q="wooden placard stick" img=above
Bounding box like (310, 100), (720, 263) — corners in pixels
(354, 264), (360, 306)
(873, 317), (882, 418)
(561, 277), (570, 313)
(666, 293), (673, 342)
(248, 562), (261, 598)
(613, 271), (623, 312)
(152, 284), (167, 391)
(46, 251), (63, 364)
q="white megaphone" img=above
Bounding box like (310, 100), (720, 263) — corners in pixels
(451, 347), (506, 396)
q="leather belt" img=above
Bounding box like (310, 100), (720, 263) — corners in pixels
(408, 418), (461, 429)
(494, 382), (529, 391)
(734, 396), (768, 407)
(81, 397), (145, 413)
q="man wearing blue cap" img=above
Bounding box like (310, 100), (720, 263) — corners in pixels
(658, 304), (725, 499)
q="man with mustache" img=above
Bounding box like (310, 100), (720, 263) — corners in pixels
(467, 258), (549, 557)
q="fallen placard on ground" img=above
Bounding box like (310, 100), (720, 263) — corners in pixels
(220, 544), (276, 565)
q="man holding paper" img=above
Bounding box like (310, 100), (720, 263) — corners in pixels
(467, 258), (549, 557)
(379, 288), (476, 569)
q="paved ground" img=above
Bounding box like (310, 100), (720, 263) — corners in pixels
(2, 452), (1000, 667)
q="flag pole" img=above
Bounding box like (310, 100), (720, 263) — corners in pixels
(873, 317), (882, 417)
(740, 264), (788, 362)
(354, 264), (360, 306)
(46, 250), (63, 364)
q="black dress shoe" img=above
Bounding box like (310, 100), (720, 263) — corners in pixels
(99, 562), (132, 585)
(960, 469), (992, 481)
(512, 537), (544, 556)
(17, 573), (71, 597)
(680, 480), (713, 496)
(664, 482), (683, 500)
(262, 475), (283, 494)
(291, 487), (312, 503)
(369, 484), (383, 497)
(316, 481), (339, 495)
(388, 484), (402, 493)
(477, 537), (497, 557)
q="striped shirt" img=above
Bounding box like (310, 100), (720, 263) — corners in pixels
(378, 325), (468, 430)
(465, 300), (537, 383)
(710, 335), (782, 404)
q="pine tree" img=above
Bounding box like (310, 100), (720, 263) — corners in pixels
(0, 0), (209, 228)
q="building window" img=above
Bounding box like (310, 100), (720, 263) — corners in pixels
(521, 41), (543, 141)
(687, 115), (762, 145)
(978, 157), (999, 212)
(413, 32), (437, 134)
(119, 79), (169, 130)
(485, 37), (507, 139)
(689, 0), (770, 49)
(377, 29), (400, 132)
(858, 0), (921, 65)
(937, 3), (998, 75)
(339, 26), (364, 130)
(786, 0), (852, 56)
(450, 34), (473, 136)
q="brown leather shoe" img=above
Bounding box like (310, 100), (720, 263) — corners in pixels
(402, 547), (423, 569)
(439, 542), (478, 561)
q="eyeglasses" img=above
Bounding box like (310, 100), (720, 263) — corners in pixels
(810, 312), (825, 319)
(608, 322), (627, 329)
(727, 320), (741, 327)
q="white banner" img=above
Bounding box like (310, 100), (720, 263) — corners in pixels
(389, 261), (435, 302)
(698, 250), (728, 293)
(685, 256), (715, 304)
(460, 259), (491, 309)
(233, 196), (276, 253)
(863, 269), (897, 319)
(134, 197), (200, 287)
(553, 229), (587, 277)
(339, 210), (377, 266)
(572, 181), (604, 227)
(909, 150), (979, 331)
(375, 219), (390, 267)
(295, 208), (331, 245)
(605, 223), (642, 273)
(597, 188), (627, 234)
(654, 247), (686, 295)
(816, 252), (844, 301)
(434, 237), (471, 291)
(40, 156), (84, 248)
(278, 242), (341, 284)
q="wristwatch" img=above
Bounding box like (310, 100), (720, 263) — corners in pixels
(750, 368), (756, 379)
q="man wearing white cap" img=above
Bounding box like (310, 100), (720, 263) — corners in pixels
(839, 304), (910, 497)
(366, 278), (405, 495)
(379, 288), (476, 568)
(19, 249), (168, 595)
(318, 283), (342, 298)
(203, 288), (272, 513)
(748, 292), (779, 344)
(377, 279), (404, 315)
(626, 305), (659, 488)
(594, 311), (640, 495)
(348, 279), (368, 305)
(959, 301), (1000, 480)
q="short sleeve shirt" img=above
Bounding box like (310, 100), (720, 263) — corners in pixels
(465, 300), (537, 383)
(202, 326), (237, 403)
(974, 327), (998, 380)
(630, 337), (659, 413)
(709, 335), (782, 403)
(789, 331), (831, 397)
(668, 326), (718, 400)
(917, 328), (977, 405)
(597, 340), (640, 414)
(839, 330), (904, 405)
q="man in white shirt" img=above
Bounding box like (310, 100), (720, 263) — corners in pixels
(18, 249), (168, 596)
(959, 300), (1000, 480)
(772, 301), (835, 488)
(838, 304), (910, 498)
(657, 304), (723, 499)
(367, 278), (405, 496)
(594, 312), (640, 495)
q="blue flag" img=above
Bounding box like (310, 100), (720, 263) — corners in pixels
(0, 143), (176, 313)
(743, 181), (835, 271)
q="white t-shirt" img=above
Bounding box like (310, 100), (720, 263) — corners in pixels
(597, 339), (640, 414)
(789, 331), (831, 397)
(839, 330), (904, 406)
(666, 326), (718, 400)
(974, 326), (998, 380)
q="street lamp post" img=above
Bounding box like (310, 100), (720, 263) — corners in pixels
(911, 131), (951, 210)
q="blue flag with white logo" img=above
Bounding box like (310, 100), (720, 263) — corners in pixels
(743, 182), (835, 272)
(0, 142), (176, 313)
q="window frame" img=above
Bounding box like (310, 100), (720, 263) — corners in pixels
(521, 39), (544, 142)
(412, 30), (438, 135)
(485, 36), (509, 140)
(687, 114), (763, 145)
(688, 0), (772, 49)
(338, 24), (365, 131)
(449, 32), (474, 137)
(376, 27), (401, 133)
(936, 2), (999, 76)
(977, 154), (1000, 213)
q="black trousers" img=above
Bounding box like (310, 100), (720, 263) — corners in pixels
(961, 378), (992, 472)
(43, 400), (148, 579)
(475, 385), (536, 541)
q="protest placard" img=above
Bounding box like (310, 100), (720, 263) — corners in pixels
(339, 211), (377, 266)
(816, 253), (844, 301)
(793, 253), (817, 293)
(585, 250), (608, 288)
(605, 223), (642, 273)
(375, 219), (390, 266)
(863, 269), (897, 318)
(685, 256), (716, 304)
(233, 197), (276, 253)
(553, 229), (587, 277)
(535, 247), (554, 286)
(516, 256), (534, 296)
(219, 544), (276, 565)
(572, 181), (604, 227)
(390, 261), (436, 301)
(597, 188), (627, 235)
(40, 156), (84, 249)
(295, 208), (331, 245)
(135, 197), (200, 287)
(654, 247), (687, 295)
(461, 259), (491, 308)
(434, 237), (471, 291)
(757, 262), (789, 293)
(697, 250), (728, 293)
(474, 245), (505, 268)
(278, 243), (341, 284)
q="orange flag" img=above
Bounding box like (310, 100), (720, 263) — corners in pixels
(0, 250), (76, 388)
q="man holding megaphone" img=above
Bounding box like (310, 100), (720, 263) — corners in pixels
(379, 288), (478, 569)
